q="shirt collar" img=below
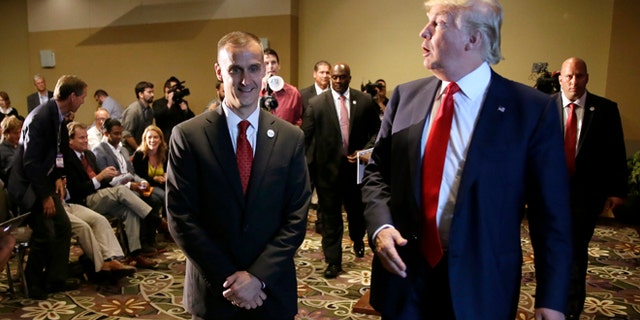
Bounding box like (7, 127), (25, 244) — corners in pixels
(331, 88), (350, 101)
(222, 102), (260, 131)
(439, 62), (491, 101)
(561, 90), (587, 108)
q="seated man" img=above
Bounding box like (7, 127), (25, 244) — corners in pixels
(87, 108), (109, 151)
(92, 118), (162, 248)
(64, 200), (135, 275)
(63, 121), (158, 268)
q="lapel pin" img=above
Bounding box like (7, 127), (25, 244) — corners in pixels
(267, 129), (275, 138)
(589, 107), (595, 111)
(498, 106), (506, 112)
(352, 100), (356, 105)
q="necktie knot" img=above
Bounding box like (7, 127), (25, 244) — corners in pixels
(239, 119), (250, 133)
(445, 82), (460, 97)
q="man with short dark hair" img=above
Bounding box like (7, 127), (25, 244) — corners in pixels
(262, 48), (303, 126)
(94, 89), (123, 120)
(121, 81), (154, 154)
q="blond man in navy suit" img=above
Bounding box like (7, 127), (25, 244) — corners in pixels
(361, 1), (572, 319)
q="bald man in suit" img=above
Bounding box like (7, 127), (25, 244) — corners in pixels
(554, 57), (627, 319)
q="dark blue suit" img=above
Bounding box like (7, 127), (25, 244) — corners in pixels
(362, 71), (573, 319)
(8, 99), (71, 295)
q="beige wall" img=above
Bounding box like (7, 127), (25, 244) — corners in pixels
(607, 0), (640, 153)
(24, 15), (297, 124)
(1, 0), (639, 154)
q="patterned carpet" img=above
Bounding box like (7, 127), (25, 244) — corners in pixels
(0, 212), (639, 320)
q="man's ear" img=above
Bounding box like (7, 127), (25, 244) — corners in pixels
(215, 63), (223, 81)
(465, 30), (482, 51)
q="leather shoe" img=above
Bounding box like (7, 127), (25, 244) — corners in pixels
(354, 241), (365, 258)
(324, 264), (342, 279)
(101, 260), (136, 277)
(129, 255), (159, 269)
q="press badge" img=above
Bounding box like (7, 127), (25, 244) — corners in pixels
(56, 153), (64, 168)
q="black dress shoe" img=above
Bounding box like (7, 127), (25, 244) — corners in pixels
(354, 241), (365, 258)
(324, 264), (342, 278)
(48, 277), (81, 293)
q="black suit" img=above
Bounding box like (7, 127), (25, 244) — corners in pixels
(554, 91), (627, 317)
(167, 108), (310, 319)
(26, 90), (54, 113)
(302, 88), (380, 265)
(8, 99), (71, 295)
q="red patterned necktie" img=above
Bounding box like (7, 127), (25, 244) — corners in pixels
(339, 95), (349, 153)
(564, 103), (577, 176)
(81, 153), (97, 179)
(420, 82), (460, 268)
(236, 120), (253, 194)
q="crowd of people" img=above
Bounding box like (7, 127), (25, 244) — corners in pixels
(0, 0), (630, 319)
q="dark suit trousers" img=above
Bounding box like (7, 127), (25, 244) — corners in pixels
(25, 195), (72, 291)
(566, 206), (600, 317)
(380, 253), (454, 320)
(316, 158), (366, 265)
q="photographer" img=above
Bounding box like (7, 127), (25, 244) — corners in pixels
(152, 76), (195, 143)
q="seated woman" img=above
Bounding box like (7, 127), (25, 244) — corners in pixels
(0, 92), (19, 124)
(0, 115), (22, 184)
(132, 125), (167, 217)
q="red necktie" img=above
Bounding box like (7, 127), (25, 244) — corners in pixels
(81, 153), (97, 179)
(421, 82), (460, 267)
(339, 95), (350, 153)
(236, 120), (253, 194)
(564, 103), (577, 176)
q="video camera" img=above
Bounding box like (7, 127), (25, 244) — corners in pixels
(169, 81), (191, 104)
(361, 81), (383, 99)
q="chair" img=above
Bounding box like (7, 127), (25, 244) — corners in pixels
(0, 184), (32, 297)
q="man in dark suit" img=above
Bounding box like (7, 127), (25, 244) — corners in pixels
(299, 60), (331, 233)
(360, 1), (572, 319)
(26, 74), (54, 113)
(9, 75), (87, 299)
(166, 31), (310, 320)
(302, 63), (381, 278)
(300, 60), (332, 113)
(554, 57), (628, 319)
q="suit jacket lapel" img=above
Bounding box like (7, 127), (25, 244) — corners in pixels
(204, 107), (246, 205)
(410, 79), (440, 205)
(456, 72), (511, 196)
(577, 92), (596, 155)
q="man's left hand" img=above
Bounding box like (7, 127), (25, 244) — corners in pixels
(222, 271), (266, 309)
